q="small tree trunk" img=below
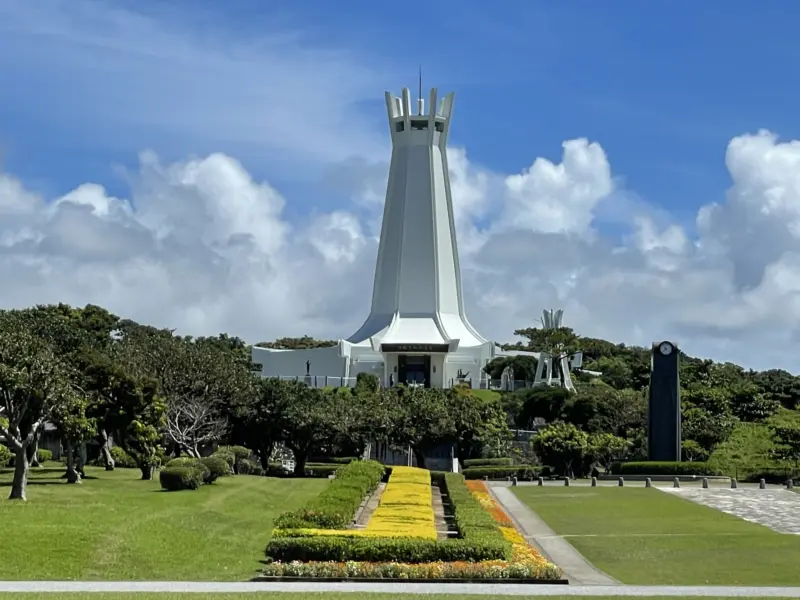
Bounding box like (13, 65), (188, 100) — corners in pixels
(292, 449), (309, 476)
(28, 435), (41, 468)
(99, 429), (115, 471)
(140, 464), (155, 480)
(9, 445), (30, 500)
(64, 440), (82, 484)
(78, 442), (88, 478)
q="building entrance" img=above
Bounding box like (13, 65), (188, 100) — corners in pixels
(397, 355), (431, 387)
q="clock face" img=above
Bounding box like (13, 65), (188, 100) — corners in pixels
(659, 342), (673, 356)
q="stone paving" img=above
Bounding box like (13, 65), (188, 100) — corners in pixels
(0, 581), (800, 596)
(661, 487), (800, 534)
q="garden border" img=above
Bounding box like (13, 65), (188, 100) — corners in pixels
(251, 575), (570, 584)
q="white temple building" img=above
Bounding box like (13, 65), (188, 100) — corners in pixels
(252, 86), (536, 389)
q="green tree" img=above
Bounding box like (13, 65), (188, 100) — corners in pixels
(681, 440), (708, 462)
(532, 422), (589, 479)
(589, 432), (630, 472)
(752, 369), (800, 410)
(0, 321), (77, 500)
(483, 355), (537, 382)
(278, 385), (335, 474)
(770, 419), (800, 472)
(231, 377), (295, 470)
(681, 406), (737, 453)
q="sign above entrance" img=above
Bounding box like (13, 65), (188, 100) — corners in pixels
(381, 343), (450, 353)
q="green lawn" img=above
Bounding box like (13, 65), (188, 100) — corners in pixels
(0, 464), (327, 581)
(514, 486), (800, 585)
(1, 596), (794, 600)
(470, 389), (501, 402)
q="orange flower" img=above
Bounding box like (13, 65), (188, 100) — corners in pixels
(466, 479), (553, 569)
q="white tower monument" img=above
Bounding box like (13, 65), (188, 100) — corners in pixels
(251, 86), (534, 388)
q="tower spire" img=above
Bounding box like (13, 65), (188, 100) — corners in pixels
(418, 65), (423, 115)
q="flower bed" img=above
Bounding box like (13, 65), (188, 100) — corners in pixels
(466, 480), (555, 573)
(273, 460), (385, 530)
(273, 466), (436, 540)
(263, 469), (563, 581)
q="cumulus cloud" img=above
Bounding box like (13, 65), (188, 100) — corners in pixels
(3, 130), (800, 371)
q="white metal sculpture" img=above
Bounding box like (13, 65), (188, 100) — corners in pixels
(532, 309), (582, 393)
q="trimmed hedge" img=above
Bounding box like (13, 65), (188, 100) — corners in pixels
(444, 472), (510, 552)
(166, 457), (211, 482)
(160, 466), (203, 491)
(236, 458), (264, 476)
(266, 535), (507, 563)
(462, 457), (513, 468)
(273, 460), (384, 530)
(200, 456), (230, 483)
(36, 449), (53, 463)
(304, 463), (340, 478)
(462, 465), (538, 480)
(610, 461), (723, 476)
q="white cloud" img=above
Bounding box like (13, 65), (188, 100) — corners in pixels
(4, 130), (800, 371)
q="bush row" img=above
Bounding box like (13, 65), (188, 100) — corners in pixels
(266, 535), (508, 563)
(1, 446), (54, 467)
(609, 461), (723, 476)
(267, 470), (511, 564)
(462, 465), (538, 480)
(160, 455), (231, 491)
(462, 457), (513, 468)
(444, 472), (511, 555)
(273, 460), (384, 529)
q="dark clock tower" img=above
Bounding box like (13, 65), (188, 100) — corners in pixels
(647, 340), (681, 462)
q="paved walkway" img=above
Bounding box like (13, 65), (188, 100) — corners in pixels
(661, 488), (800, 534)
(1, 581), (800, 596)
(489, 486), (618, 585)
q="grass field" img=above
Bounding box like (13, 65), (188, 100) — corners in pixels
(514, 486), (800, 586)
(0, 596), (794, 600)
(470, 389), (501, 402)
(0, 464), (327, 581)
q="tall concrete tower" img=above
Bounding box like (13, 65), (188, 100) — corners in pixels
(348, 87), (488, 353)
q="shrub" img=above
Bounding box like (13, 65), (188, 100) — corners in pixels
(610, 461), (723, 476)
(463, 457), (513, 468)
(274, 460), (384, 529)
(0, 445), (12, 467)
(444, 473), (510, 552)
(110, 446), (137, 468)
(166, 457), (210, 482)
(90, 446), (136, 468)
(354, 372), (380, 394)
(200, 456), (230, 484)
(219, 445), (251, 460)
(213, 449), (236, 469)
(462, 465), (538, 480)
(160, 466), (203, 491)
(36, 449), (53, 463)
(236, 458), (263, 476)
(266, 535), (507, 563)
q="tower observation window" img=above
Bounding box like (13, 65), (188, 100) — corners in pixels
(434, 122), (444, 132)
(395, 121), (405, 132)
(410, 120), (428, 130)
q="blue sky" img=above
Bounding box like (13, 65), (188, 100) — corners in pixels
(5, 1), (800, 368)
(3, 0), (799, 229)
